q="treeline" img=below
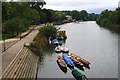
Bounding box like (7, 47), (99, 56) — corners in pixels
(2, 2), (98, 39)
(62, 10), (98, 21)
(2, 2), (66, 39)
(96, 7), (120, 27)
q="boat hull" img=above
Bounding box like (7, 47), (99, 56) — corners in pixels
(56, 59), (67, 68)
(70, 54), (90, 65)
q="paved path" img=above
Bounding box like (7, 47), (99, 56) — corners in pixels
(0, 26), (40, 76)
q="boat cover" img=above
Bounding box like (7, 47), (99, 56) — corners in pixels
(58, 35), (64, 39)
(71, 69), (87, 79)
(52, 39), (57, 42)
(62, 54), (75, 66)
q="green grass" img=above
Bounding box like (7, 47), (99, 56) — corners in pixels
(2, 34), (15, 40)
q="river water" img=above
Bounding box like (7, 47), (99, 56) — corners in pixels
(37, 21), (118, 78)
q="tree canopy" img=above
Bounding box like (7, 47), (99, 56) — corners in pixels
(96, 8), (120, 26)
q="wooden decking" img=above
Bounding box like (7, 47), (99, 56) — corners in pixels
(1, 46), (39, 80)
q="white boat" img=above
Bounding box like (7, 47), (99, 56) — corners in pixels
(55, 46), (62, 53)
(61, 47), (69, 53)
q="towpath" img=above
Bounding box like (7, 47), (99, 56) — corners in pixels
(0, 25), (41, 76)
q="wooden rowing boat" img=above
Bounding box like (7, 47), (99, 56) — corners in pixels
(70, 56), (84, 67)
(70, 54), (90, 65)
(56, 56), (67, 68)
(62, 54), (75, 68)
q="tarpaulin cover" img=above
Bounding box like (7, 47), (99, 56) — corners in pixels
(52, 39), (57, 42)
(62, 54), (75, 66)
(71, 69), (87, 79)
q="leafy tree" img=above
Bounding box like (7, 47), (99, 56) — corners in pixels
(3, 17), (30, 35)
(39, 24), (57, 39)
(96, 8), (120, 26)
(70, 10), (80, 20)
(79, 10), (88, 21)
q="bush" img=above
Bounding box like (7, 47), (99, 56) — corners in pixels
(39, 24), (57, 39)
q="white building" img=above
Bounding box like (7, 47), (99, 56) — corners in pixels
(66, 15), (72, 21)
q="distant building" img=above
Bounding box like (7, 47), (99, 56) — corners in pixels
(118, 1), (120, 7)
(66, 15), (72, 21)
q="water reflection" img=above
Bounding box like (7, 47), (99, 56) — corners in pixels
(83, 65), (90, 69)
(75, 64), (84, 71)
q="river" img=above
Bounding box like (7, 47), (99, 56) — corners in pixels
(37, 21), (118, 79)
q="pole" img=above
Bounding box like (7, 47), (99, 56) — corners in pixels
(3, 39), (5, 52)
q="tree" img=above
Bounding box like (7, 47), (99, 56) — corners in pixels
(3, 17), (30, 35)
(79, 10), (88, 21)
(39, 24), (57, 39)
(70, 10), (80, 20)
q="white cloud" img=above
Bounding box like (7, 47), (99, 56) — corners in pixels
(43, 0), (120, 13)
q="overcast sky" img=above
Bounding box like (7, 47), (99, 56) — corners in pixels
(43, 0), (120, 14)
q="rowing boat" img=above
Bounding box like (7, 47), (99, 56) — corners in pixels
(70, 56), (84, 67)
(56, 56), (67, 68)
(71, 69), (88, 80)
(70, 54), (90, 65)
(62, 54), (75, 68)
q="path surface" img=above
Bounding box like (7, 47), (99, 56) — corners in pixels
(1, 26), (40, 75)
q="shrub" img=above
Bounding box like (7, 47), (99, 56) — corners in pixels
(39, 24), (57, 39)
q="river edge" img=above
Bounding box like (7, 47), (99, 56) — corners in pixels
(96, 23), (120, 34)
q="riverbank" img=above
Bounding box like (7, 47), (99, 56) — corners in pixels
(1, 26), (40, 78)
(29, 33), (48, 55)
(97, 23), (120, 34)
(52, 20), (75, 25)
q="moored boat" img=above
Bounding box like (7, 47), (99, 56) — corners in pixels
(53, 41), (62, 45)
(70, 56), (84, 67)
(71, 69), (88, 80)
(70, 54), (90, 65)
(51, 38), (57, 42)
(56, 56), (67, 68)
(55, 46), (62, 53)
(62, 54), (75, 68)
(61, 47), (69, 53)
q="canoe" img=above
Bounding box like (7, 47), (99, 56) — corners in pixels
(62, 54), (75, 67)
(70, 54), (90, 65)
(61, 47), (69, 53)
(55, 46), (62, 53)
(56, 56), (67, 68)
(71, 69), (88, 80)
(70, 56), (84, 67)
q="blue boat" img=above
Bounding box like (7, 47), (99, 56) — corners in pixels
(62, 54), (75, 67)
(53, 41), (62, 45)
(52, 39), (57, 42)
